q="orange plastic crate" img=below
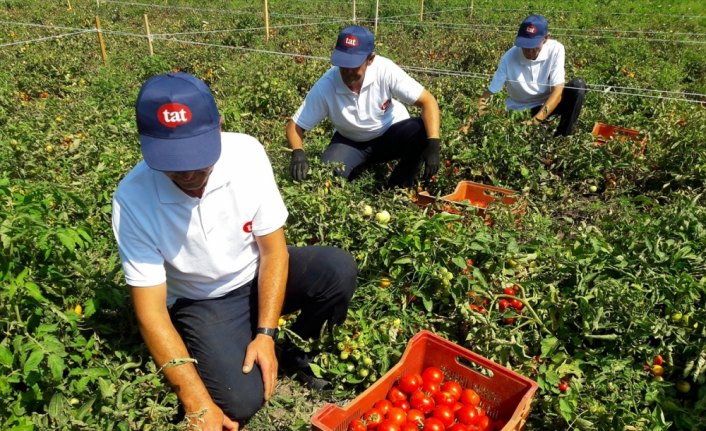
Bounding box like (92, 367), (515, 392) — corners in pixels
(416, 181), (517, 210)
(592, 122), (647, 155)
(440, 181), (517, 209)
(311, 331), (538, 431)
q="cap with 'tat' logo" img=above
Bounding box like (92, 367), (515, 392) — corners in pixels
(135, 72), (221, 172)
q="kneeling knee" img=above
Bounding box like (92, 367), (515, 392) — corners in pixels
(220, 389), (265, 422)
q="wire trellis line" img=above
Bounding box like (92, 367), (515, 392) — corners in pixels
(0, 29), (95, 48)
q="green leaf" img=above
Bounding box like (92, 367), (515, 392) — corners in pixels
(47, 354), (65, 381)
(56, 230), (76, 251)
(23, 350), (44, 376)
(24, 281), (47, 303)
(393, 257), (413, 265)
(48, 392), (69, 426)
(0, 344), (13, 368)
(541, 336), (559, 357)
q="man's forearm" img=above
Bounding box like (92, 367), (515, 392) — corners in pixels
(255, 230), (288, 329)
(535, 84), (564, 121)
(138, 316), (213, 412)
(285, 120), (305, 151)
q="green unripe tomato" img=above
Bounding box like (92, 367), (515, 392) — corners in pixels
(676, 381), (691, 393)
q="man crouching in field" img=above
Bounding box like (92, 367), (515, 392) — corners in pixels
(462, 15), (586, 137)
(111, 72), (357, 430)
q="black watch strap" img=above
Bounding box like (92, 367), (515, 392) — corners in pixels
(256, 327), (279, 338)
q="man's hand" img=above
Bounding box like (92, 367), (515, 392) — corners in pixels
(290, 149), (309, 181)
(242, 336), (278, 400)
(187, 402), (239, 431)
(421, 138), (441, 179)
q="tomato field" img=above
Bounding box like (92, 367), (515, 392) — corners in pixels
(1, 0), (705, 430)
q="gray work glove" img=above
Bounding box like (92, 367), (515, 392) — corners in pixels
(421, 138), (441, 179)
(290, 149), (309, 181)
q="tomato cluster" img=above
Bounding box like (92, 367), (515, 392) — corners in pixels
(347, 367), (506, 431)
(498, 285), (524, 324)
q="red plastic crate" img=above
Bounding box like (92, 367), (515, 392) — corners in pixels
(311, 331), (538, 431)
(592, 122), (647, 155)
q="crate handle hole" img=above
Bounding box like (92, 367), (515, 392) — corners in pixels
(456, 356), (494, 378)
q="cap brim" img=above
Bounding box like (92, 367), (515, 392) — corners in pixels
(140, 126), (221, 172)
(330, 49), (368, 68)
(515, 36), (543, 49)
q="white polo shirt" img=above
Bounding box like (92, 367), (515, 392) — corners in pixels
(111, 132), (288, 306)
(292, 55), (425, 142)
(488, 39), (566, 111)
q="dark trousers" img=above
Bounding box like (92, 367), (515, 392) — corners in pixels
(321, 117), (429, 188)
(168, 246), (357, 422)
(531, 78), (586, 136)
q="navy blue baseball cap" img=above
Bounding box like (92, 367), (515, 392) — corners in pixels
(135, 72), (221, 172)
(515, 15), (548, 48)
(330, 25), (375, 68)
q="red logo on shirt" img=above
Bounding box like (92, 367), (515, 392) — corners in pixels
(157, 103), (192, 128)
(243, 221), (253, 233)
(381, 99), (391, 112)
(343, 35), (359, 48)
(525, 24), (537, 35)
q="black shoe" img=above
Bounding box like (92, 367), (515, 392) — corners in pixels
(279, 346), (332, 391)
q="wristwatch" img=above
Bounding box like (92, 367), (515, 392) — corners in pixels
(256, 327), (279, 339)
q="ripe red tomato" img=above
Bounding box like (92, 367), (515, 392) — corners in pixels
(456, 404), (478, 425)
(510, 299), (523, 311)
(503, 287), (516, 296)
(422, 366), (444, 385)
(449, 424), (469, 431)
(386, 407), (407, 425)
(388, 386), (408, 403)
(441, 381), (462, 401)
(433, 390), (456, 407)
(653, 355), (664, 366)
(374, 399), (393, 415)
(393, 399), (410, 412)
(401, 424), (420, 431)
(498, 299), (510, 310)
(504, 317), (515, 324)
(348, 418), (366, 431)
(477, 415), (491, 430)
(377, 420), (402, 431)
(432, 405), (455, 427)
(558, 382), (569, 393)
(409, 390), (435, 414)
(406, 409), (425, 426)
(460, 388), (480, 406)
(422, 417), (445, 431)
(363, 407), (384, 428)
(422, 380), (440, 395)
(399, 373), (424, 394)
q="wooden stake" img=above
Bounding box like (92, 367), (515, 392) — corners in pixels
(374, 0), (379, 35)
(144, 14), (154, 56)
(470, 0), (474, 20)
(420, 0), (424, 21)
(352, 0), (356, 24)
(263, 0), (270, 41)
(95, 16), (108, 65)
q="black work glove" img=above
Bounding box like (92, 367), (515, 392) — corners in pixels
(421, 138), (441, 179)
(290, 148), (309, 181)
